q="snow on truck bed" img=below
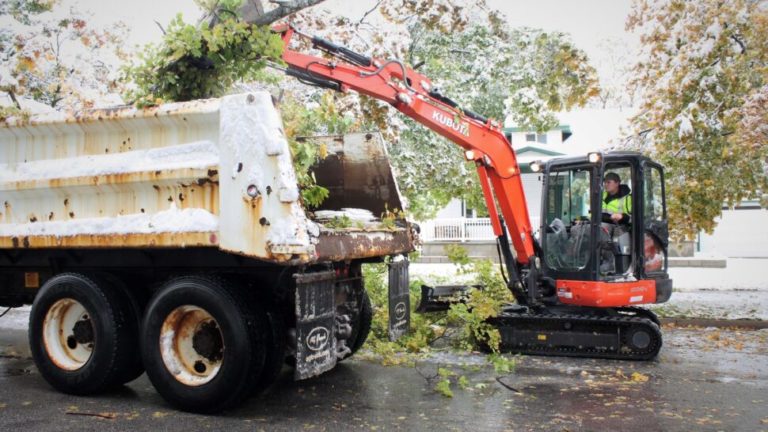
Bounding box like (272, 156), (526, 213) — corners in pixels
(0, 93), (414, 263)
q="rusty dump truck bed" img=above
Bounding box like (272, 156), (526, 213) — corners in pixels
(0, 92), (414, 263)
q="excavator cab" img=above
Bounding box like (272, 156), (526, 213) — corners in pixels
(479, 152), (670, 360)
(538, 151), (672, 306)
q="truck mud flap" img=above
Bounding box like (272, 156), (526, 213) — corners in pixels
(387, 256), (410, 341)
(294, 271), (337, 380)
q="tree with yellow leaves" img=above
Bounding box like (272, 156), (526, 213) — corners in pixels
(0, 0), (130, 114)
(627, 0), (768, 240)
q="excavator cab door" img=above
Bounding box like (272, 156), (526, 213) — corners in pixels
(539, 153), (670, 294)
(639, 160), (670, 282)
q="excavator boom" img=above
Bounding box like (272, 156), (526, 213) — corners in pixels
(277, 25), (535, 267)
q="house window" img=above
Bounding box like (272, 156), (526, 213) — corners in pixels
(525, 133), (548, 144)
(461, 200), (476, 218)
(525, 133), (536, 142)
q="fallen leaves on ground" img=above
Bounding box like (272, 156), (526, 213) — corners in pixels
(705, 330), (748, 350)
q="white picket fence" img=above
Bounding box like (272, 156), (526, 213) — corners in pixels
(419, 218), (494, 242)
(419, 217), (541, 242)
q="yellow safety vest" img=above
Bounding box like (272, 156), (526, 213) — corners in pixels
(602, 191), (631, 215)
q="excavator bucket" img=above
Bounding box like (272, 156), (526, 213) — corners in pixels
(416, 284), (483, 313)
(297, 132), (416, 262)
(302, 132), (404, 218)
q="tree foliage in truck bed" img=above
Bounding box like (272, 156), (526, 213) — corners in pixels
(122, 14), (283, 107)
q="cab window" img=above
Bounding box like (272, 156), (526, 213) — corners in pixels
(543, 168), (592, 271)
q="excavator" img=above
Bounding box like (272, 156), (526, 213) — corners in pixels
(274, 24), (672, 360)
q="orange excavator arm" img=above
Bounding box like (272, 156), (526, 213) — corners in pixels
(275, 25), (536, 266)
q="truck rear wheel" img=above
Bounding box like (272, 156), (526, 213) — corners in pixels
(28, 273), (140, 394)
(253, 307), (286, 391)
(141, 276), (267, 413)
(342, 289), (373, 360)
(96, 273), (146, 385)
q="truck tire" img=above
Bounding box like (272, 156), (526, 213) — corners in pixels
(141, 276), (267, 413)
(253, 307), (286, 391)
(343, 289), (373, 360)
(28, 273), (140, 395)
(96, 273), (146, 385)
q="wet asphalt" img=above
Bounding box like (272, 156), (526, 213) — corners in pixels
(1, 316), (767, 431)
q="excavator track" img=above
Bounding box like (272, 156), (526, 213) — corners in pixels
(489, 311), (662, 361)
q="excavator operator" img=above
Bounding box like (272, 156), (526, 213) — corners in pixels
(602, 172), (631, 224)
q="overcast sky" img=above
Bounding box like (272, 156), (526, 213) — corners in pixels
(78, 0), (638, 61)
(53, 0), (639, 89)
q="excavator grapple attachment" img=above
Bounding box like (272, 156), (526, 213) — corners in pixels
(416, 284), (483, 313)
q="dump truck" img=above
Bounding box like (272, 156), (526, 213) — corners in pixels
(0, 92), (415, 413)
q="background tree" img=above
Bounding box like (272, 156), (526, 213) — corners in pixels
(0, 0), (129, 114)
(626, 0), (768, 240)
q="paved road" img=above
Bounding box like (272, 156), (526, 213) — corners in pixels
(1, 308), (766, 432)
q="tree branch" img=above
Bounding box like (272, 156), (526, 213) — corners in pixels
(154, 20), (166, 35)
(358, 0), (382, 25)
(730, 34), (746, 54)
(6, 90), (21, 109)
(246, 0), (327, 26)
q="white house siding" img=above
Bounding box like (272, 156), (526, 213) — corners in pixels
(699, 209), (768, 257)
(434, 198), (464, 218)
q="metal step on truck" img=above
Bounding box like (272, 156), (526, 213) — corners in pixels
(0, 92), (415, 413)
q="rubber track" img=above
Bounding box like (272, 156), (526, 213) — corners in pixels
(489, 312), (663, 361)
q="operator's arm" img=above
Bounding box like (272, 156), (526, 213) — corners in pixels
(605, 212), (629, 224)
(602, 194), (631, 224)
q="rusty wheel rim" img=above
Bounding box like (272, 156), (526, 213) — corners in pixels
(42, 298), (94, 371)
(160, 305), (224, 386)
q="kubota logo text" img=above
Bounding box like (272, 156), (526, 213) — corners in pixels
(432, 111), (470, 137)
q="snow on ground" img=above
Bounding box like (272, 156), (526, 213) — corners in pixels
(648, 290), (768, 321)
(0, 306), (30, 331)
